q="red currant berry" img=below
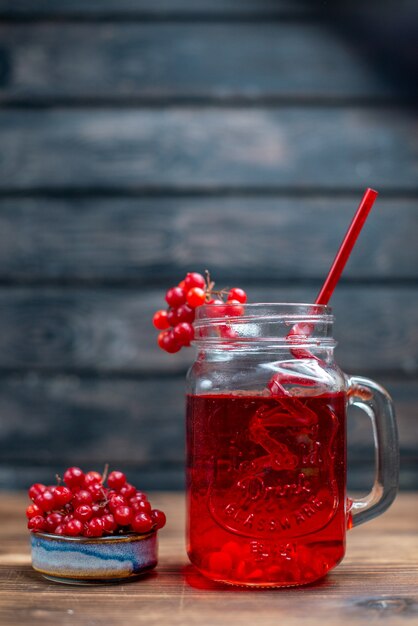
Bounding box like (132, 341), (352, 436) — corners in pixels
(64, 466), (85, 488)
(26, 504), (41, 519)
(134, 490), (148, 501)
(157, 330), (168, 350)
(129, 496), (142, 509)
(35, 489), (56, 513)
(151, 509), (167, 530)
(84, 471), (102, 488)
(153, 309), (170, 330)
(65, 519), (84, 537)
(173, 322), (194, 347)
(109, 494), (126, 512)
(63, 514), (74, 524)
(54, 485), (72, 507)
(28, 515), (46, 532)
(54, 524), (65, 535)
(88, 482), (105, 502)
(28, 483), (46, 501)
(166, 308), (180, 327)
(85, 518), (104, 537)
(218, 324), (238, 339)
(119, 483), (136, 499)
(158, 330), (181, 353)
(107, 471), (127, 491)
(72, 489), (93, 507)
(131, 512), (153, 534)
(206, 298), (226, 317)
(225, 299), (244, 316)
(178, 279), (186, 290)
(45, 512), (64, 533)
(129, 494), (147, 509)
(186, 287), (206, 309)
(132, 499), (151, 514)
(101, 514), (117, 533)
(165, 287), (186, 308)
(74, 505), (93, 522)
(176, 303), (195, 324)
(184, 272), (206, 291)
(228, 288), (247, 304)
(114, 505), (134, 526)
(91, 503), (103, 516)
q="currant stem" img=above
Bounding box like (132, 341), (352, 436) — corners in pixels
(204, 269), (216, 301)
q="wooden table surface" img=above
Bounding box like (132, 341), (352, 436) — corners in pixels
(0, 492), (417, 626)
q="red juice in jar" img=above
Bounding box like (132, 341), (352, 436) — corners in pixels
(186, 391), (346, 587)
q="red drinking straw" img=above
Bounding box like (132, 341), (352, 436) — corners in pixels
(315, 188), (378, 305)
(269, 188), (379, 394)
(269, 188), (380, 393)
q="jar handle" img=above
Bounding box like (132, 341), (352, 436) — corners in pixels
(346, 375), (399, 527)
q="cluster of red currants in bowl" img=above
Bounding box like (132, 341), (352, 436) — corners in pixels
(26, 467), (166, 538)
(153, 271), (247, 353)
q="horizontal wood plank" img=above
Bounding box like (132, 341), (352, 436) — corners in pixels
(0, 196), (416, 281)
(0, 493), (417, 626)
(0, 23), (393, 102)
(0, 0), (305, 18)
(0, 375), (415, 490)
(0, 108), (417, 191)
(0, 375), (186, 467)
(0, 286), (416, 374)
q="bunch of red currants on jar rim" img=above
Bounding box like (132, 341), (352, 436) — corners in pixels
(152, 271), (247, 353)
(26, 466), (166, 538)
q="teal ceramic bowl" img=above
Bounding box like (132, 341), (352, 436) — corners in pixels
(30, 530), (158, 584)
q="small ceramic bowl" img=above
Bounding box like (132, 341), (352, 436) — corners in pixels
(30, 530), (158, 584)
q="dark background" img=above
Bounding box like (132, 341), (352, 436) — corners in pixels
(0, 0), (416, 491)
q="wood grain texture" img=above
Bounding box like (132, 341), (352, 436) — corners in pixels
(0, 108), (417, 191)
(0, 492), (416, 626)
(0, 375), (415, 489)
(0, 196), (416, 281)
(0, 1), (416, 497)
(0, 23), (392, 101)
(0, 0), (305, 18)
(0, 286), (416, 374)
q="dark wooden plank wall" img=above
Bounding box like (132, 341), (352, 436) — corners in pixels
(0, 0), (416, 490)
(0, 1), (309, 18)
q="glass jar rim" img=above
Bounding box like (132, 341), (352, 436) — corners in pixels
(196, 302), (333, 320)
(194, 302), (335, 347)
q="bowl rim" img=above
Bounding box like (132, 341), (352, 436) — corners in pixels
(30, 529), (157, 544)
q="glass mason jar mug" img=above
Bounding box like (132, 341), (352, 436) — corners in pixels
(186, 304), (399, 587)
